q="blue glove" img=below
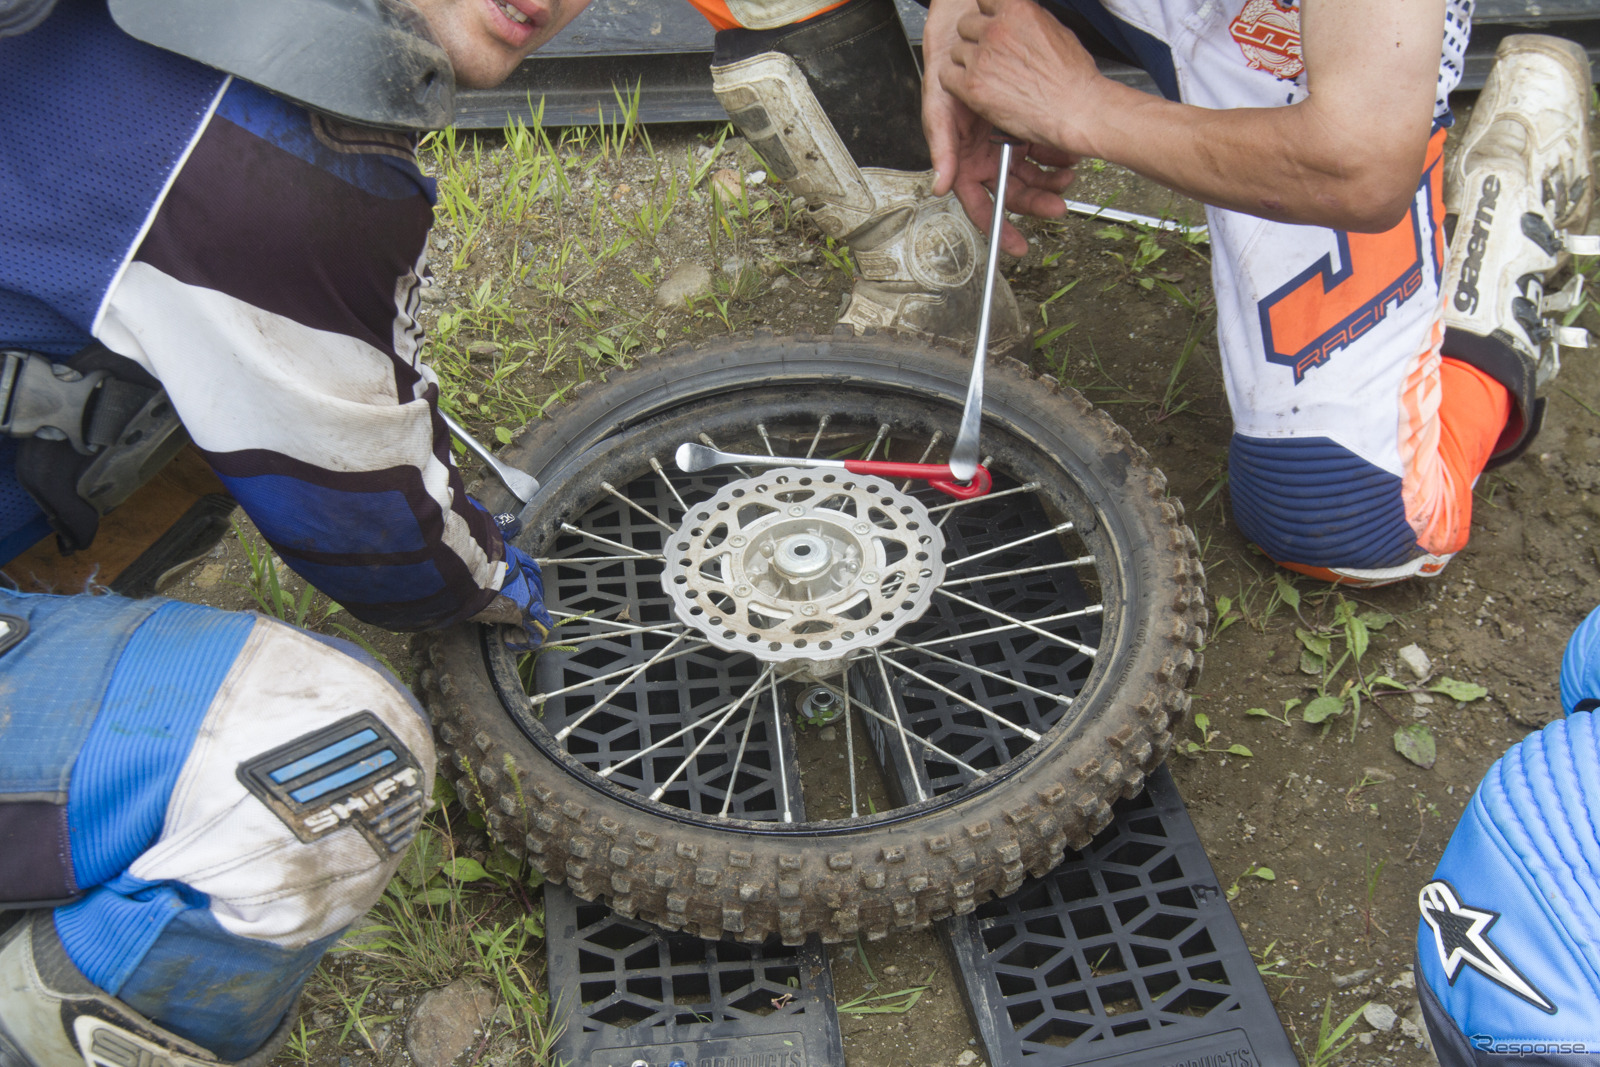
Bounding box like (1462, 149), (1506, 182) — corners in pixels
(499, 541), (553, 651)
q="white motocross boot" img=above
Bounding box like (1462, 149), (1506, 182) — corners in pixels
(1443, 33), (1598, 467)
(710, 0), (1026, 355)
(0, 913), (292, 1067)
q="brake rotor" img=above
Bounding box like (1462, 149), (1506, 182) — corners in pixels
(662, 467), (945, 665)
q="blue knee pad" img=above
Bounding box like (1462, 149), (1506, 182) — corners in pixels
(1416, 712), (1600, 1063)
(1560, 605), (1600, 716)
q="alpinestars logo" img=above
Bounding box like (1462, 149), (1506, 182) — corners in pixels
(1419, 880), (1555, 1013)
(1230, 0), (1304, 80)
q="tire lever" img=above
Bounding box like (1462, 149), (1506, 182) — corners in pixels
(675, 442), (992, 500)
(948, 135), (1017, 485)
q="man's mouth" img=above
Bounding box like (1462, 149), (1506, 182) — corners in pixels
(495, 0), (531, 23)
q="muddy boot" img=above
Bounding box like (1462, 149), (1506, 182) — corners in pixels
(710, 0), (1026, 355)
(0, 913), (291, 1067)
(1443, 33), (1599, 466)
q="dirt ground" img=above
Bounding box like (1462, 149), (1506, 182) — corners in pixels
(141, 113), (1596, 1066)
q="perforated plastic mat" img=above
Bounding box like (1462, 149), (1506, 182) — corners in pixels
(934, 767), (1297, 1066)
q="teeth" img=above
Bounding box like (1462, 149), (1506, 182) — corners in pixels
(496, 0), (529, 22)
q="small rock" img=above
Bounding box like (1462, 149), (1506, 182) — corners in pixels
(1397, 644), (1432, 680)
(654, 263), (714, 309)
(193, 563), (226, 590)
(1357, 1032), (1375, 1045)
(883, 965), (899, 976)
(406, 979), (498, 1067)
(818, 726), (837, 741)
(1332, 968), (1375, 989)
(432, 234), (453, 251)
(1363, 1003), (1398, 1032)
(370, 1025), (393, 1055)
(956, 1052), (979, 1066)
(747, 169), (767, 186)
(467, 341), (503, 357)
(418, 285), (448, 304)
(710, 168), (744, 201)
(312, 1011), (335, 1029)
(1399, 1016), (1430, 1049)
(1390, 971), (1415, 990)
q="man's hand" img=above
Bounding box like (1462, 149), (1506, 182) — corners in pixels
(497, 542), (553, 651)
(924, 0), (1076, 255)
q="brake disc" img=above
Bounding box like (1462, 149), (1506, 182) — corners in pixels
(661, 467), (945, 669)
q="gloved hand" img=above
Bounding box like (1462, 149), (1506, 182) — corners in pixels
(499, 541), (553, 651)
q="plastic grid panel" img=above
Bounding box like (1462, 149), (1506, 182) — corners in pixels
(942, 767), (1296, 1066)
(546, 889), (844, 1067)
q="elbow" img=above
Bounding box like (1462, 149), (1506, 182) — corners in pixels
(1333, 176), (1417, 233)
(1308, 142), (1428, 233)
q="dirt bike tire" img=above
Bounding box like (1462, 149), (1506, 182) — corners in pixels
(416, 330), (1205, 944)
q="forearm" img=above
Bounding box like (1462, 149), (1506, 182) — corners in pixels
(1070, 82), (1427, 232)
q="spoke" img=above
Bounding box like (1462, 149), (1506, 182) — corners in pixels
(600, 481), (675, 533)
(885, 639), (1073, 708)
(769, 671), (793, 823)
(539, 554), (666, 565)
(544, 626), (690, 649)
(863, 422), (890, 461)
(900, 431), (942, 493)
(532, 641), (701, 703)
(640, 668), (771, 799)
(553, 634), (695, 741)
(843, 661), (859, 818)
(941, 556), (1096, 589)
(878, 656), (1043, 741)
(936, 453), (992, 528)
(914, 605), (1105, 652)
(719, 674), (767, 818)
(554, 614), (670, 631)
(818, 673), (983, 785)
(650, 456), (691, 513)
(927, 481), (1041, 513)
(699, 432), (751, 477)
(873, 649), (928, 802)
(757, 422), (776, 456)
(559, 523), (665, 561)
(943, 521), (1076, 570)
(805, 414), (831, 459)
(935, 589), (1101, 656)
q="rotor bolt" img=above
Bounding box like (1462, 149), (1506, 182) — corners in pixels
(862, 572), (879, 584)
(788, 505), (806, 517)
(853, 523), (871, 535)
(729, 535), (747, 548)
(801, 604), (819, 616)
(734, 584), (753, 597)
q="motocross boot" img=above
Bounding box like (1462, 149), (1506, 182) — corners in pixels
(0, 912), (293, 1067)
(1442, 33), (1598, 468)
(710, 0), (1027, 355)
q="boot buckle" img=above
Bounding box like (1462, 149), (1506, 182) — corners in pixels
(1559, 231), (1600, 256)
(1541, 274), (1585, 314)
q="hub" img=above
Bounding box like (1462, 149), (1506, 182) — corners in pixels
(662, 467), (946, 668)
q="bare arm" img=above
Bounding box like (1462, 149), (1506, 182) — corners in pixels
(937, 0), (1446, 232)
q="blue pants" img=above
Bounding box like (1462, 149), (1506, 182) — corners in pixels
(0, 590), (433, 1058)
(1417, 606), (1600, 1063)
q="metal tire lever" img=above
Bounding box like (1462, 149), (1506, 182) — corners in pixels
(948, 135), (1017, 484)
(439, 408), (540, 507)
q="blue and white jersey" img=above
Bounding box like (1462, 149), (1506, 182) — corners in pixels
(0, 0), (508, 630)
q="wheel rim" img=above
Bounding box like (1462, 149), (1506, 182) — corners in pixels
(485, 382), (1125, 834)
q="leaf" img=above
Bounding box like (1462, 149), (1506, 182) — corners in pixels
(1359, 611), (1394, 631)
(1227, 744), (1255, 757)
(1245, 707), (1272, 718)
(1272, 573), (1301, 611)
(443, 857), (492, 883)
(1094, 224), (1126, 241)
(494, 425), (513, 445)
(1299, 651), (1326, 675)
(1372, 675), (1410, 692)
(1345, 615), (1369, 662)
(1253, 867), (1276, 881)
(1193, 712), (1210, 732)
(1394, 723), (1438, 768)
(1302, 695), (1345, 724)
(1216, 594), (1234, 616)
(412, 887), (456, 906)
(1296, 628), (1332, 659)
(1183, 741), (1201, 755)
(523, 914), (545, 938)
(1429, 677), (1489, 702)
